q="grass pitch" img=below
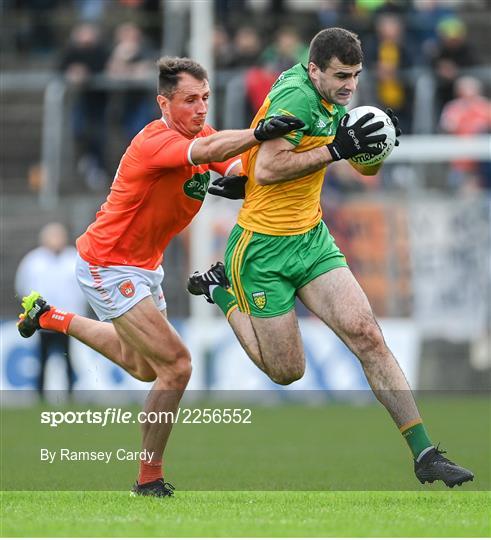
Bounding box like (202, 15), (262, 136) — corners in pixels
(2, 395), (489, 491)
(1, 490), (489, 537)
(1, 395), (489, 536)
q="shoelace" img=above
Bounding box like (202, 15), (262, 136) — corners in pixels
(432, 444), (456, 465)
(210, 263), (230, 285)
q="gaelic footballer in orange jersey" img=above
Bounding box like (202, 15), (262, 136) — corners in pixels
(77, 119), (239, 270)
(17, 56), (305, 498)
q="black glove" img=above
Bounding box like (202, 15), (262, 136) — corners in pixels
(208, 175), (247, 200)
(326, 112), (387, 161)
(386, 108), (402, 146)
(254, 115), (305, 141)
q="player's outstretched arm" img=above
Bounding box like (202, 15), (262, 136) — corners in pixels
(255, 112), (386, 185)
(190, 116), (304, 165)
(255, 138), (332, 184)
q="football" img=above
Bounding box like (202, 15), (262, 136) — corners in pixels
(347, 105), (397, 166)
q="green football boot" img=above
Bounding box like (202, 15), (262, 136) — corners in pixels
(17, 291), (50, 338)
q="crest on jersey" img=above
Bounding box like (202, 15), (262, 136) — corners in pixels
(118, 280), (135, 298)
(252, 291), (267, 310)
(183, 172), (211, 201)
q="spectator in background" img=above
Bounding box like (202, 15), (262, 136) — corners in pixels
(232, 26), (262, 68)
(59, 23), (109, 191)
(317, 1), (372, 43)
(372, 0), (411, 17)
(440, 76), (491, 192)
(15, 223), (87, 398)
(356, 0), (385, 12)
(261, 27), (309, 73)
(243, 26), (309, 118)
(115, 0), (161, 48)
(244, 67), (278, 119)
(231, 26), (271, 120)
(364, 14), (414, 133)
(431, 17), (477, 116)
(106, 22), (156, 141)
(215, 0), (247, 32)
(409, 0), (455, 64)
(17, 0), (59, 54)
(316, 0), (343, 28)
(213, 26), (235, 69)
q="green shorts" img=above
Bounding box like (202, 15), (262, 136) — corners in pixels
(224, 221), (348, 317)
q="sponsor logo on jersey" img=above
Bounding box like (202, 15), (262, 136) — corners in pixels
(118, 280), (135, 298)
(316, 118), (328, 129)
(252, 291), (267, 310)
(183, 172), (211, 201)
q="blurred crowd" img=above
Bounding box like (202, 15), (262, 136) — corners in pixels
(2, 0), (490, 193)
(59, 20), (157, 190)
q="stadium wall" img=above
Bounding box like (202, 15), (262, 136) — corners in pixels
(1, 318), (419, 395)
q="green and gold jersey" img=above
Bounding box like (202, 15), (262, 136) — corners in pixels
(238, 63), (346, 235)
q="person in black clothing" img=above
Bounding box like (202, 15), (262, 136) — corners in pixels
(431, 17), (477, 116)
(364, 13), (414, 134)
(106, 22), (155, 141)
(59, 23), (110, 190)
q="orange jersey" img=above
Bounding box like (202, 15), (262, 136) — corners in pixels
(77, 119), (239, 269)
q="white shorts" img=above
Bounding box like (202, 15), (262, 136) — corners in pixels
(76, 254), (167, 321)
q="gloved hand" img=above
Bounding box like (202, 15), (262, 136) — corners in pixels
(386, 108), (402, 146)
(326, 112), (387, 161)
(254, 115), (305, 141)
(208, 175), (247, 200)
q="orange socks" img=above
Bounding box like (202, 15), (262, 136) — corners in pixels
(39, 307), (75, 334)
(138, 459), (163, 485)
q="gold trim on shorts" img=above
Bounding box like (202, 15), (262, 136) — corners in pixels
(230, 229), (253, 314)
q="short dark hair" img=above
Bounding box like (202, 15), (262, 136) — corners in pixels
(308, 28), (363, 71)
(157, 56), (208, 97)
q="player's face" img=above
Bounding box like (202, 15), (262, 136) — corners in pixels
(157, 73), (210, 138)
(309, 58), (362, 106)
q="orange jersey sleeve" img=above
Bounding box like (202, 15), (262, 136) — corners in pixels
(202, 126), (243, 176)
(209, 156), (243, 177)
(141, 125), (194, 169)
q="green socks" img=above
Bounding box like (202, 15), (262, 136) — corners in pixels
(400, 419), (434, 461)
(211, 286), (238, 319)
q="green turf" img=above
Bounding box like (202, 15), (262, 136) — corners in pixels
(1, 490), (489, 537)
(2, 396), (489, 491)
(1, 396), (490, 536)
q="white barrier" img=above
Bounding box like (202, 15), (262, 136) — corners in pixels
(1, 318), (419, 394)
